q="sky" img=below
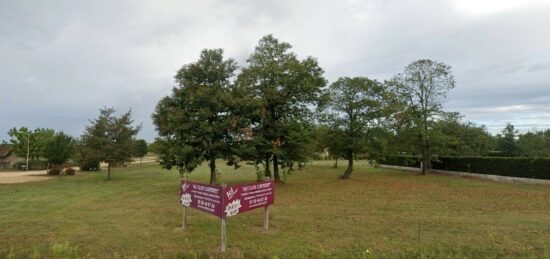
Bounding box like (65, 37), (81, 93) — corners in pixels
(1, 0), (549, 142)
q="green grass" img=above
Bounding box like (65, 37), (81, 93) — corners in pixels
(1, 160), (550, 258)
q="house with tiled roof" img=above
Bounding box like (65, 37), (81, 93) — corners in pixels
(0, 145), (24, 169)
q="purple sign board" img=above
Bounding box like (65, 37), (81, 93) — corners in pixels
(180, 180), (275, 219)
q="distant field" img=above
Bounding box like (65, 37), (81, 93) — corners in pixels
(1, 160), (550, 258)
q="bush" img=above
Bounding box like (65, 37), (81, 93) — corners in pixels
(64, 167), (76, 175)
(78, 160), (100, 171)
(47, 168), (61, 176)
(13, 160), (48, 170)
(383, 156), (550, 180)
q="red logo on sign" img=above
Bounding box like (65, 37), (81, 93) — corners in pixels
(226, 187), (237, 200)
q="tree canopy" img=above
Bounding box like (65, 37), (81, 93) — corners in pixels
(78, 107), (141, 179)
(388, 59), (456, 173)
(152, 48), (240, 183)
(236, 34), (326, 182)
(43, 132), (74, 166)
(132, 139), (148, 164)
(8, 127), (55, 160)
(322, 77), (395, 178)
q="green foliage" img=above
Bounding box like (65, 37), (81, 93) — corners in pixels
(388, 59), (456, 173)
(384, 155), (550, 179)
(147, 140), (162, 154)
(497, 123), (519, 157)
(78, 107), (140, 179)
(433, 156), (550, 179)
(433, 114), (496, 156)
(132, 139), (148, 160)
(321, 77), (396, 178)
(43, 132), (74, 166)
(383, 155), (421, 167)
(236, 34), (326, 181)
(517, 129), (550, 157)
(76, 158), (100, 171)
(8, 127), (55, 159)
(152, 49), (240, 183)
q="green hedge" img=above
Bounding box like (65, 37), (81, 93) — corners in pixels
(383, 156), (550, 180)
(383, 156), (421, 168)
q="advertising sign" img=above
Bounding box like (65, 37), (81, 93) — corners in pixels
(180, 181), (224, 217)
(180, 180), (275, 219)
(223, 181), (275, 218)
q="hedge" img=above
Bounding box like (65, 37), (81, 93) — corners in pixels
(382, 156), (550, 180)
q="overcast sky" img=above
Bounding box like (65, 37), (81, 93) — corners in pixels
(1, 0), (549, 142)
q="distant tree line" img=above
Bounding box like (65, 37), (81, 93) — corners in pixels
(5, 109), (147, 179)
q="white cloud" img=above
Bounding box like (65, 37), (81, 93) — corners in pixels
(454, 0), (549, 15)
(1, 0), (549, 141)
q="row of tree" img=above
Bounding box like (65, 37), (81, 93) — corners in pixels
(8, 35), (545, 182)
(152, 35), (458, 182)
(495, 123), (550, 157)
(7, 127), (74, 166)
(6, 109), (147, 179)
(153, 35), (550, 182)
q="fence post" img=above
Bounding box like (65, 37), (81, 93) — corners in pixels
(182, 175), (188, 231)
(263, 206), (269, 230)
(221, 183), (227, 252)
(182, 206), (187, 231)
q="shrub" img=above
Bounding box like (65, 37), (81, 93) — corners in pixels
(64, 167), (76, 175)
(47, 168), (61, 176)
(384, 156), (550, 180)
(78, 160), (100, 171)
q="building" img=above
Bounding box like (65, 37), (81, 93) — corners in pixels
(0, 145), (24, 169)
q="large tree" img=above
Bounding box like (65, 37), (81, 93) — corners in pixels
(323, 77), (395, 179)
(43, 132), (74, 166)
(152, 49), (240, 184)
(79, 108), (140, 180)
(236, 35), (326, 182)
(389, 59), (456, 174)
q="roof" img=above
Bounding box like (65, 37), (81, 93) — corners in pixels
(0, 145), (13, 158)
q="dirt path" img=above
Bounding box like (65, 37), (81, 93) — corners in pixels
(0, 170), (51, 184)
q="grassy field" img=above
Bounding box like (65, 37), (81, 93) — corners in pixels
(1, 161), (550, 258)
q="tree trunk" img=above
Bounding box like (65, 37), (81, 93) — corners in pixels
(264, 155), (271, 177)
(333, 158), (338, 168)
(340, 151), (353, 179)
(273, 154), (282, 183)
(107, 162), (111, 180)
(209, 158), (216, 184)
(421, 148), (430, 175)
(140, 157), (142, 166)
